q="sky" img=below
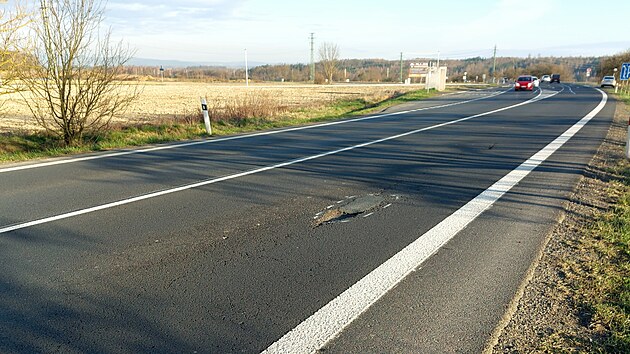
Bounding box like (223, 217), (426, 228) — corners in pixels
(23, 0), (630, 64)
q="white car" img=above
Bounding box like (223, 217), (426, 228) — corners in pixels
(600, 76), (616, 88)
(541, 75), (551, 82)
(532, 76), (540, 87)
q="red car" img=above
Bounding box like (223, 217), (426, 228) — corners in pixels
(514, 75), (534, 91)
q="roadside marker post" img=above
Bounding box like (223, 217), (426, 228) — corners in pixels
(626, 117), (630, 160)
(200, 97), (212, 135)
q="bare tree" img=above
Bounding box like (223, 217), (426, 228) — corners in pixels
(319, 42), (339, 84)
(17, 0), (139, 145)
(0, 1), (30, 99)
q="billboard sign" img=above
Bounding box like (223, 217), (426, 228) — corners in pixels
(409, 62), (429, 78)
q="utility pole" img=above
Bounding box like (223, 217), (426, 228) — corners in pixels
(400, 52), (403, 83)
(310, 33), (315, 84)
(245, 48), (249, 87)
(492, 45), (497, 84)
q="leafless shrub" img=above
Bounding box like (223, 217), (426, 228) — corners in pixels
(207, 91), (287, 122)
(162, 107), (203, 126)
(319, 42), (339, 84)
(0, 1), (30, 102)
(16, 0), (140, 146)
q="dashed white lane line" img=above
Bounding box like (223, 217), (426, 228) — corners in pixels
(0, 89), (552, 235)
(261, 89), (607, 353)
(362, 212), (374, 218)
(0, 89), (510, 174)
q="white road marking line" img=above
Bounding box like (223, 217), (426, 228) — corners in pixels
(326, 205), (335, 210)
(383, 203), (392, 209)
(560, 84), (576, 95)
(261, 88), (608, 354)
(439, 90), (470, 96)
(0, 89), (511, 174)
(0, 89), (552, 235)
(362, 212), (374, 218)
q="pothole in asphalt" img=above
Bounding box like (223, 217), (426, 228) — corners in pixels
(312, 193), (402, 227)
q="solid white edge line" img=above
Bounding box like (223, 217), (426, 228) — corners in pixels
(261, 88), (607, 353)
(0, 89), (510, 174)
(0, 89), (554, 235)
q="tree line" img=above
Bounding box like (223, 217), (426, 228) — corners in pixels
(124, 54), (625, 84)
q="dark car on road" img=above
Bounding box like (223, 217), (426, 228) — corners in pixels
(550, 74), (560, 83)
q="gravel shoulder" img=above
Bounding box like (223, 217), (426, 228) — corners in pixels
(489, 94), (628, 353)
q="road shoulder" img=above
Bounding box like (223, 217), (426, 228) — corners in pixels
(489, 94), (628, 352)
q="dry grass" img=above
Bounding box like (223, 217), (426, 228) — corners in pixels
(0, 81), (420, 133)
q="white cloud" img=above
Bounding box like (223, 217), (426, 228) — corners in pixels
(106, 0), (247, 34)
(101, 0), (630, 63)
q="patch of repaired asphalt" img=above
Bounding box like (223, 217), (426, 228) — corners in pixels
(313, 194), (401, 226)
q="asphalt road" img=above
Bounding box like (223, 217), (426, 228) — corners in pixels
(0, 84), (614, 353)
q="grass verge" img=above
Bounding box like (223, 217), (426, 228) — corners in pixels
(0, 89), (438, 163)
(584, 183), (630, 351)
(565, 170), (630, 353)
(549, 92), (630, 352)
(580, 91), (630, 352)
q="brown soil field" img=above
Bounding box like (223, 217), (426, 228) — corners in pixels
(0, 82), (421, 134)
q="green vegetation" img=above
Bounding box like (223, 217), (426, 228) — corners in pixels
(0, 89), (437, 163)
(544, 95), (630, 352)
(0, 134), (86, 161)
(532, 93), (630, 353)
(578, 177), (630, 352)
(579, 95), (630, 352)
(537, 168), (630, 354)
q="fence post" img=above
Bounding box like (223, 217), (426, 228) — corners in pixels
(200, 97), (212, 135)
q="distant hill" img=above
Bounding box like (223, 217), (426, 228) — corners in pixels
(246, 56), (604, 83)
(122, 55), (616, 83)
(127, 57), (269, 68)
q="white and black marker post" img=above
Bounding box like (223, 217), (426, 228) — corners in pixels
(626, 117), (630, 159)
(200, 97), (212, 135)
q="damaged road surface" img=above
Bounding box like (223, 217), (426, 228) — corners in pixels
(313, 194), (400, 226)
(0, 86), (615, 353)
